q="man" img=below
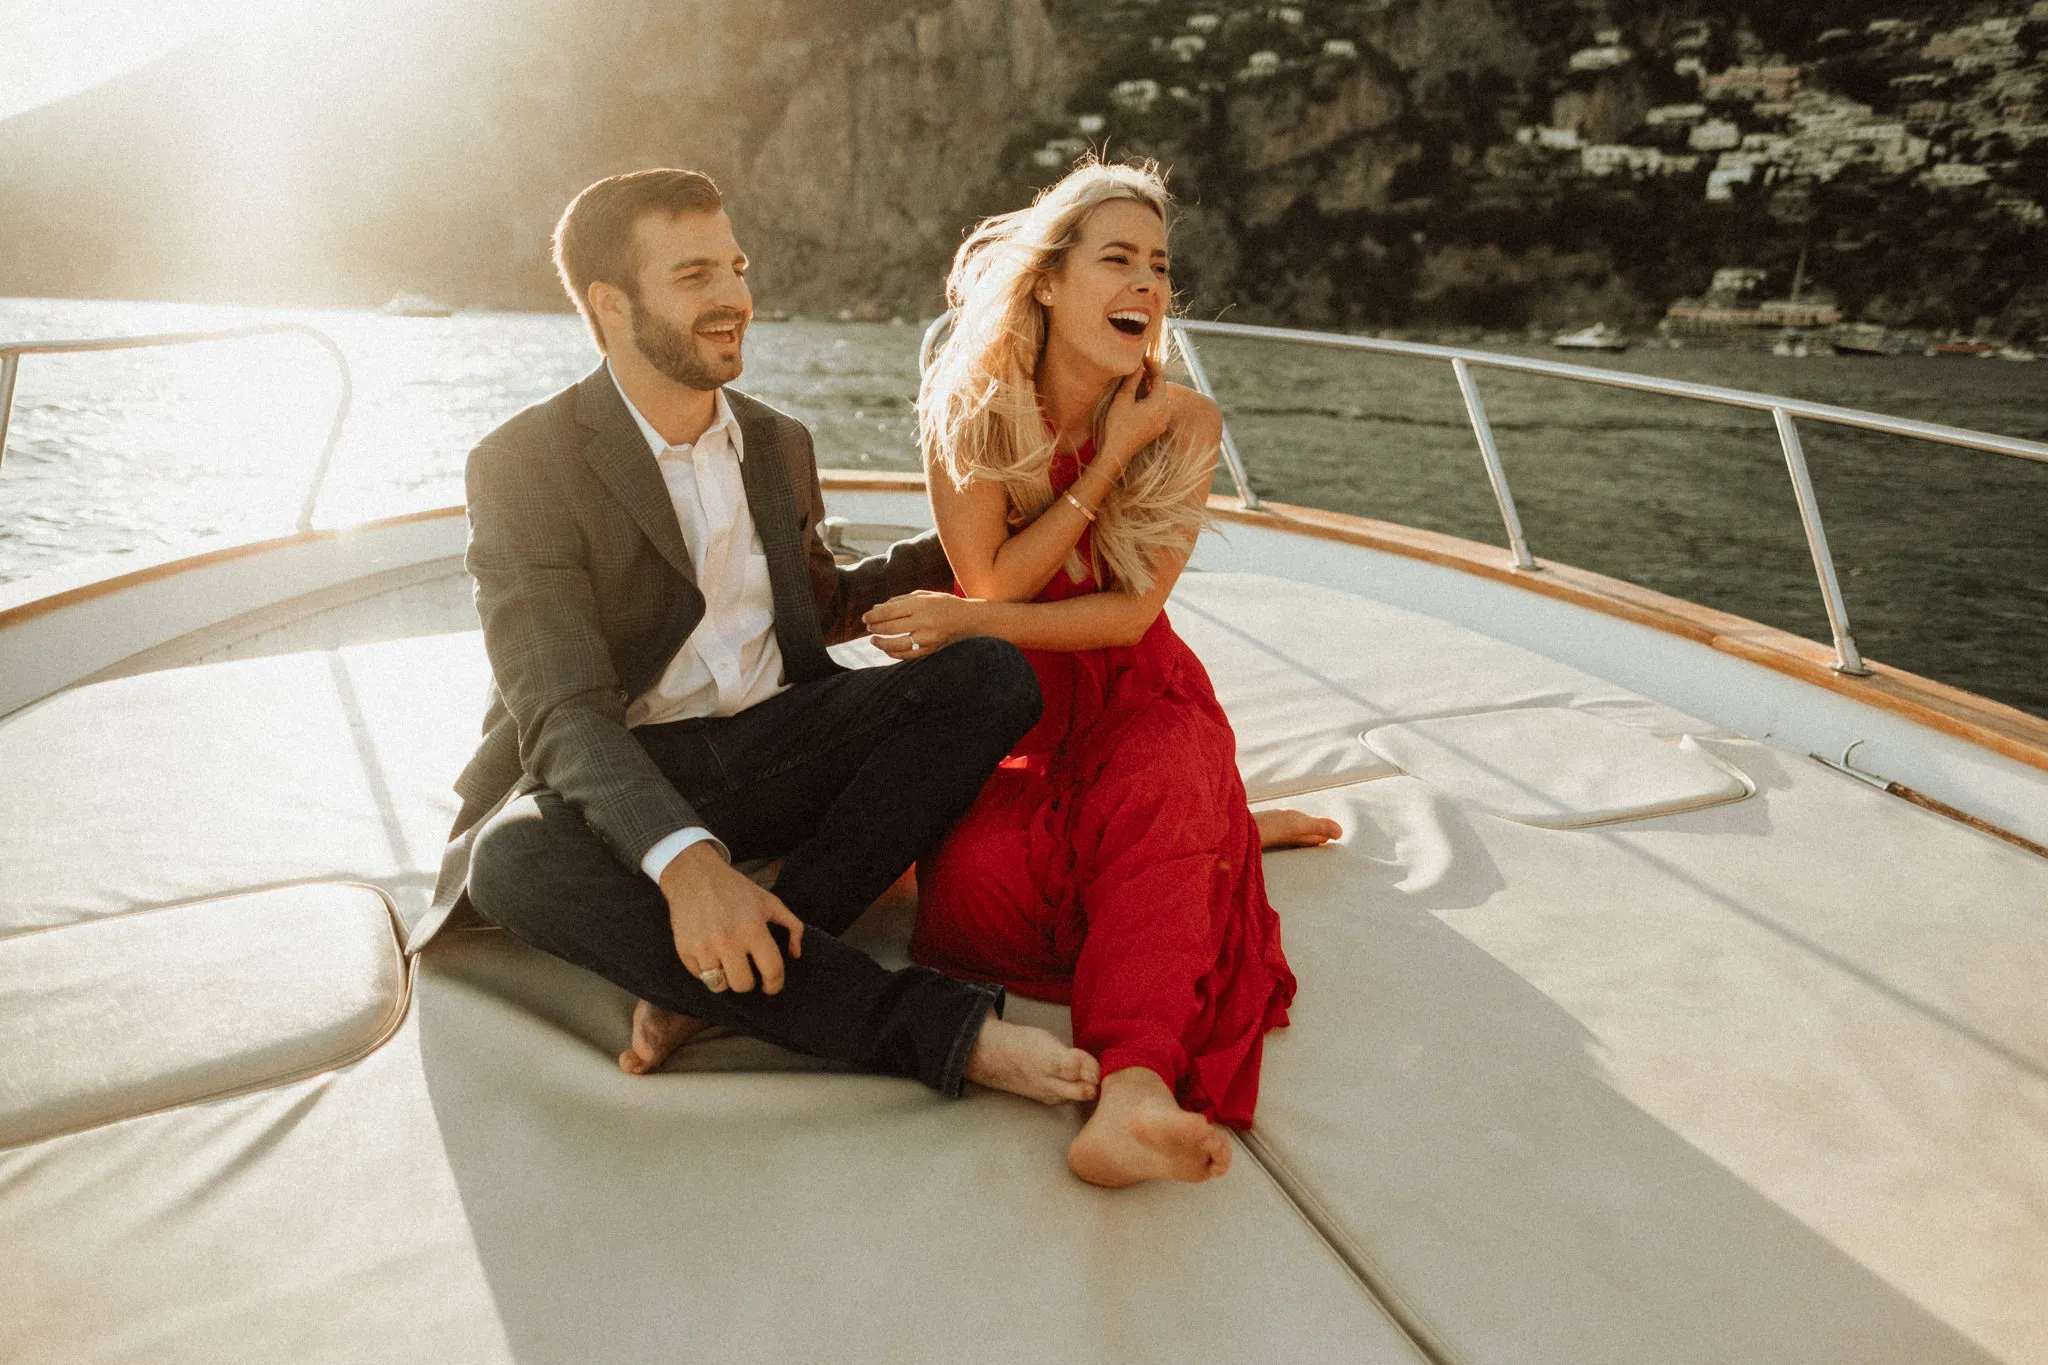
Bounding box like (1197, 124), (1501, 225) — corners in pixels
(422, 168), (1097, 1106)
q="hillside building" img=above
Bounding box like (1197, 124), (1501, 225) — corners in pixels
(1571, 45), (1634, 73)
(1582, 144), (1665, 176)
(1646, 104), (1707, 127)
(1690, 119), (1741, 152)
(1926, 162), (1990, 187)
(1517, 125), (1583, 151)
(1704, 65), (1801, 103)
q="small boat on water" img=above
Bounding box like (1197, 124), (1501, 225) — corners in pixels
(1929, 337), (1998, 358)
(1995, 346), (2039, 363)
(380, 290), (456, 318)
(1771, 330), (1813, 358)
(4, 316), (2047, 1365)
(1550, 322), (1629, 352)
(1830, 322), (1894, 356)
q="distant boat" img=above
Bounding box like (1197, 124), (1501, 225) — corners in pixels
(1929, 338), (1997, 358)
(1829, 323), (1892, 357)
(1770, 330), (1812, 359)
(1551, 323), (1629, 352)
(380, 291), (455, 318)
(1996, 346), (2040, 362)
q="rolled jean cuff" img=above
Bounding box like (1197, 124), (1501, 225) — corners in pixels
(939, 982), (1006, 1098)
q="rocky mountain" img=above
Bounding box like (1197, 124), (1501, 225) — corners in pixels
(1, 0), (2041, 338)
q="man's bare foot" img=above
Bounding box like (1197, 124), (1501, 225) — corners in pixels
(964, 1016), (1100, 1104)
(618, 999), (713, 1075)
(1255, 808), (1342, 850)
(1067, 1067), (1232, 1188)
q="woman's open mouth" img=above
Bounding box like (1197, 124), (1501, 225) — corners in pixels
(1107, 310), (1149, 337)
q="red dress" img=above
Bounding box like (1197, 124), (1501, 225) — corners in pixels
(911, 442), (1296, 1129)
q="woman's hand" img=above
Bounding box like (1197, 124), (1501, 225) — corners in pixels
(862, 591), (987, 660)
(1099, 357), (1173, 470)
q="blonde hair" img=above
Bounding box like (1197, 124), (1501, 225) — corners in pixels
(918, 158), (1213, 593)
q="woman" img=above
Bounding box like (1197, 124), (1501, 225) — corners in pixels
(862, 159), (1339, 1188)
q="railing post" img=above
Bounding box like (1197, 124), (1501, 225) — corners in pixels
(1168, 322), (1261, 510)
(1772, 407), (1870, 675)
(0, 352), (20, 471)
(1451, 357), (1536, 570)
(291, 326), (352, 532)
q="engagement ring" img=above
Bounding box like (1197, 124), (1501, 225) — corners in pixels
(910, 640), (922, 651)
(699, 968), (728, 991)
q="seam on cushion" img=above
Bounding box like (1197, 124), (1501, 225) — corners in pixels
(0, 882), (415, 1151)
(0, 871), (437, 944)
(1236, 1128), (1464, 1365)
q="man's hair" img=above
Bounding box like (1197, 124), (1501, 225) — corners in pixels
(552, 169), (724, 350)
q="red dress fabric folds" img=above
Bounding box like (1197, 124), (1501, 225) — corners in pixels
(911, 445), (1295, 1129)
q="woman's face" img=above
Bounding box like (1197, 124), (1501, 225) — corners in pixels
(1039, 198), (1170, 382)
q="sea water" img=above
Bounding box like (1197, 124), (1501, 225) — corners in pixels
(2, 297), (2043, 717)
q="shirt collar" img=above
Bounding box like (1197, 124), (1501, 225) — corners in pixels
(607, 361), (743, 462)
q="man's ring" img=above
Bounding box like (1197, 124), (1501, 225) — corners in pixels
(909, 640), (922, 652)
(699, 967), (728, 992)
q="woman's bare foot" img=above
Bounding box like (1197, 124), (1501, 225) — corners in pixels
(1255, 808), (1342, 850)
(1067, 1067), (1232, 1188)
(618, 999), (713, 1074)
(964, 1016), (1100, 1104)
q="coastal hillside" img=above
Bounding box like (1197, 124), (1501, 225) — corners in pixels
(1, 0), (2042, 339)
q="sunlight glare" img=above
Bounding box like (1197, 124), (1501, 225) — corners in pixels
(0, 0), (326, 122)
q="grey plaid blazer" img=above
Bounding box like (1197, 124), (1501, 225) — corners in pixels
(412, 363), (949, 950)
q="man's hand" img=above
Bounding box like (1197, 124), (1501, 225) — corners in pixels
(657, 842), (806, 994)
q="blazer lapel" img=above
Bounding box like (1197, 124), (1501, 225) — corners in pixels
(574, 365), (696, 581)
(729, 392), (827, 665)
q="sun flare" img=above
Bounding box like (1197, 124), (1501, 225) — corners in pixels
(0, 0), (320, 122)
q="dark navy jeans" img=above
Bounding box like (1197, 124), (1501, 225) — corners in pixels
(466, 636), (1041, 1097)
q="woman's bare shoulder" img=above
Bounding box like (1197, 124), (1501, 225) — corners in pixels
(1162, 382), (1222, 446)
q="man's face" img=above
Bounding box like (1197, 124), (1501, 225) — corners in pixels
(618, 208), (752, 390)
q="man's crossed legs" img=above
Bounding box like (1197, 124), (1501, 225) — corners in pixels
(466, 637), (1097, 1103)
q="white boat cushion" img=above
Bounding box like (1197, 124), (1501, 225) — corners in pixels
(2, 934), (1429, 1365)
(1244, 737), (2048, 1365)
(398, 934), (1428, 1364)
(1168, 572), (1716, 802)
(0, 624), (485, 937)
(0, 883), (406, 1148)
(1362, 706), (1752, 827)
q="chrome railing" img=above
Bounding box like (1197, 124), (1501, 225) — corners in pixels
(1167, 319), (2048, 677)
(0, 324), (352, 533)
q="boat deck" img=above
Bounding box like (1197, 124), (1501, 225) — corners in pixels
(4, 538), (2046, 1363)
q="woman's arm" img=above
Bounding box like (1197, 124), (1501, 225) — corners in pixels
(867, 394), (1221, 655)
(931, 363), (1176, 603)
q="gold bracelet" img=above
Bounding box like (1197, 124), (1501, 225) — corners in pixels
(1063, 490), (1098, 522)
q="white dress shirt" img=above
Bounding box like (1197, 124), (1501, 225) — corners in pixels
(609, 365), (789, 882)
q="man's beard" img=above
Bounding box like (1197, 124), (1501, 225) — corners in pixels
(630, 297), (742, 390)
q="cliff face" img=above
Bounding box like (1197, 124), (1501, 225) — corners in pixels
(743, 0), (1073, 309)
